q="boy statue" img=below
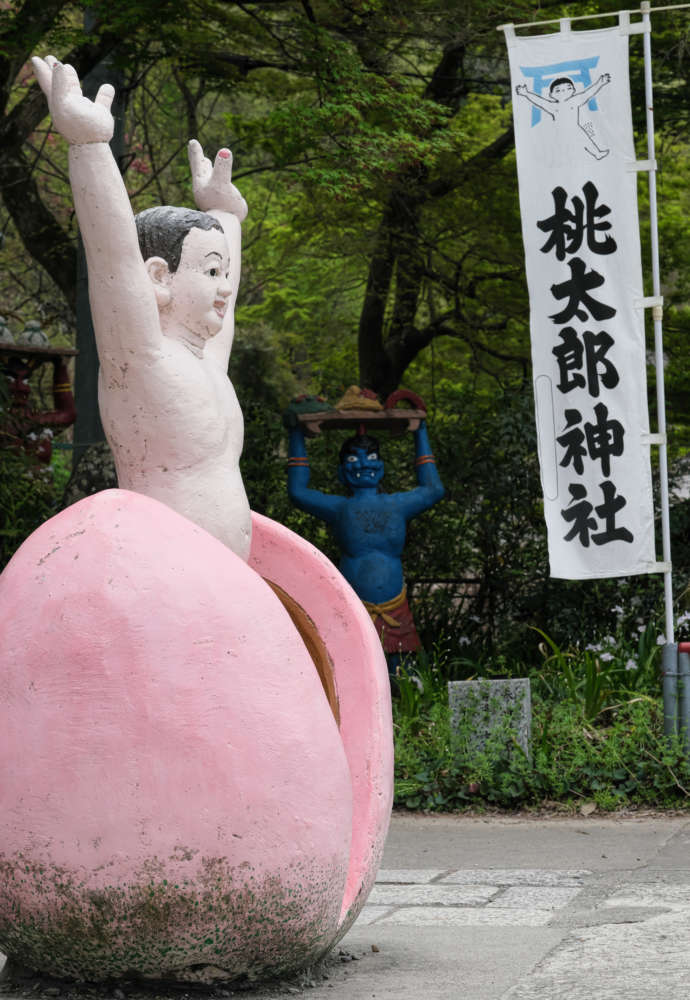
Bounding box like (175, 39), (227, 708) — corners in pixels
(32, 56), (252, 559)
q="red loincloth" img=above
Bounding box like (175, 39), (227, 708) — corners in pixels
(363, 587), (422, 655)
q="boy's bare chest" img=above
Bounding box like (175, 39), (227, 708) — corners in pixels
(100, 354), (242, 454)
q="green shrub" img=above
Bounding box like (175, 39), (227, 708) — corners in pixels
(0, 448), (69, 571)
(393, 672), (690, 812)
(532, 624), (662, 721)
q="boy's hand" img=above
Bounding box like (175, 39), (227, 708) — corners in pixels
(188, 140), (248, 222)
(515, 84), (527, 96)
(32, 56), (114, 145)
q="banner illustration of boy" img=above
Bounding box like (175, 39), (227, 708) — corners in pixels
(515, 72), (611, 159)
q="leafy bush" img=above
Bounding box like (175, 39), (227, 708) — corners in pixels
(393, 630), (690, 812)
(532, 623), (662, 721)
(394, 691), (690, 812)
(0, 448), (70, 571)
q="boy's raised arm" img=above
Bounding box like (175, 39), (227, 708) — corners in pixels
(577, 73), (611, 106)
(514, 84), (555, 118)
(188, 139), (247, 371)
(32, 56), (160, 361)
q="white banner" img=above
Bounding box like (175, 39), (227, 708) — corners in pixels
(506, 23), (656, 579)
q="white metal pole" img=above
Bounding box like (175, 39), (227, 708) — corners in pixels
(497, 3), (690, 33)
(641, 1), (675, 643)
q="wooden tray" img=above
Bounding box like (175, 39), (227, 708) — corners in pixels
(297, 407), (426, 438)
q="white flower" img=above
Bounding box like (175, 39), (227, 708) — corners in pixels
(625, 659), (637, 671)
(458, 636), (471, 647)
(600, 652), (614, 662)
(657, 634), (667, 646)
(612, 605), (624, 617)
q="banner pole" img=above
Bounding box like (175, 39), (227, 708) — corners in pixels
(498, 3), (690, 33)
(641, 1), (675, 644)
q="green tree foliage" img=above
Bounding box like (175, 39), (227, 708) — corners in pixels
(0, 0), (555, 390)
(4, 0), (690, 403)
(0, 1), (201, 312)
(218, 0), (537, 396)
(4, 1), (690, 662)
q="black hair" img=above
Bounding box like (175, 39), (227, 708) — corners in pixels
(338, 433), (381, 465)
(549, 77), (575, 94)
(134, 206), (223, 273)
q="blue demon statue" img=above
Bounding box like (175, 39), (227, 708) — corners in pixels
(286, 404), (444, 676)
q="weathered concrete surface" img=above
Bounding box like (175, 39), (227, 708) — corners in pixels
(300, 811), (690, 1000)
(2, 811), (690, 999)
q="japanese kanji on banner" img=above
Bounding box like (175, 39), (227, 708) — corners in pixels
(506, 24), (656, 579)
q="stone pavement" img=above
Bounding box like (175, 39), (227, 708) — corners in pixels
(302, 811), (690, 1000)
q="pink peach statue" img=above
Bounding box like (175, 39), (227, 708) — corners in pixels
(0, 57), (392, 985)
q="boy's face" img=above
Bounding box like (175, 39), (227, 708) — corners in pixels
(166, 227), (231, 343)
(551, 81), (575, 102)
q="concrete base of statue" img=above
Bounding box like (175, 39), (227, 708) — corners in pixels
(0, 491), (392, 983)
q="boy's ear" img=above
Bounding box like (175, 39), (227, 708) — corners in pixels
(145, 256), (172, 308)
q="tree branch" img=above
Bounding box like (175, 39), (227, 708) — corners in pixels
(357, 197), (400, 392)
(0, 0), (67, 113)
(1, 31), (127, 149)
(424, 38), (466, 111)
(425, 126), (515, 202)
(0, 146), (77, 307)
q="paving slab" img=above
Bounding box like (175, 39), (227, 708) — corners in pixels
(376, 868), (445, 883)
(486, 885), (582, 909)
(602, 883), (690, 909)
(440, 868), (590, 886)
(381, 905), (554, 927)
(502, 910), (690, 999)
(367, 883), (499, 906)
